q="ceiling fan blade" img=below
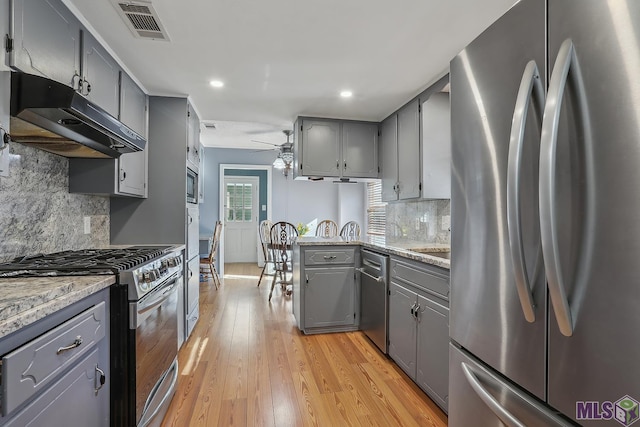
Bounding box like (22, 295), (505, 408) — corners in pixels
(251, 140), (282, 147)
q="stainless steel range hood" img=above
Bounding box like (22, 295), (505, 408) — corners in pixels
(10, 72), (146, 158)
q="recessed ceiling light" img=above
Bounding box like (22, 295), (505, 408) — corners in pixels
(209, 80), (224, 88)
(340, 90), (353, 98)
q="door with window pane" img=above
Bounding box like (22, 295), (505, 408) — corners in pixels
(224, 176), (259, 263)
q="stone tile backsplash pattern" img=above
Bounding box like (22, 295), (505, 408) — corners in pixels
(0, 142), (109, 262)
(386, 199), (451, 246)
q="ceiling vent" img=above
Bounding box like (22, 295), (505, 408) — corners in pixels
(112, 0), (170, 41)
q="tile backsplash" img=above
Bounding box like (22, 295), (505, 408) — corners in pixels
(0, 142), (109, 262)
(386, 199), (450, 246)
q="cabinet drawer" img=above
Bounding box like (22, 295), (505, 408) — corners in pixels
(2, 302), (106, 415)
(304, 248), (355, 265)
(390, 258), (449, 300)
(4, 348), (108, 426)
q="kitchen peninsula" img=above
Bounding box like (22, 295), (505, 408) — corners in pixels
(292, 235), (451, 412)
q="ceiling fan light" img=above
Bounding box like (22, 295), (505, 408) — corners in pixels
(281, 151), (294, 164)
(273, 156), (285, 169)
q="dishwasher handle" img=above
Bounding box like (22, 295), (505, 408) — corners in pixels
(356, 267), (384, 283)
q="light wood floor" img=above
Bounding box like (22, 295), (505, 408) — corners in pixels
(162, 263), (448, 427)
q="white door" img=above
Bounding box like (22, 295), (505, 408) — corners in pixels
(224, 176), (259, 263)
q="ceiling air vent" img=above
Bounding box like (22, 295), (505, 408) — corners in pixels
(112, 0), (170, 41)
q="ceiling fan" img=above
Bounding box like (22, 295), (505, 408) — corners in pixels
(252, 130), (294, 177)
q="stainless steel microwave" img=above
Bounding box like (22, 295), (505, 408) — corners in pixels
(187, 168), (198, 204)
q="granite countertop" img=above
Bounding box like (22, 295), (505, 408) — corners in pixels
(295, 236), (450, 270)
(0, 276), (115, 339)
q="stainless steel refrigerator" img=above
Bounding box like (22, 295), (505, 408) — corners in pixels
(450, 0), (640, 425)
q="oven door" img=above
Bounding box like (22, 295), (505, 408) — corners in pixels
(130, 274), (180, 426)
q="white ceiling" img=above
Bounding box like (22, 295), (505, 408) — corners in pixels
(66, 0), (517, 148)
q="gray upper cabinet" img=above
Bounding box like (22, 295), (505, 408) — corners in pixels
(8, 0), (81, 89)
(295, 117), (378, 179)
(186, 104), (200, 172)
(380, 99), (421, 201)
(342, 122), (378, 178)
(300, 119), (341, 177)
(69, 72), (148, 198)
(421, 92), (451, 199)
(119, 72), (147, 138)
(397, 98), (421, 199)
(118, 73), (148, 197)
(81, 31), (121, 117)
(380, 114), (399, 202)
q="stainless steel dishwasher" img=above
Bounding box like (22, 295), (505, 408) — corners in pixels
(358, 249), (389, 354)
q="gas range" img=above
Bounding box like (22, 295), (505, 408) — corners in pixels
(0, 246), (183, 300)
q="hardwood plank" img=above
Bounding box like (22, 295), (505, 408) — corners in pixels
(162, 263), (448, 427)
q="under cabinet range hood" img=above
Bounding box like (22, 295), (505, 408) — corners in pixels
(9, 72), (146, 158)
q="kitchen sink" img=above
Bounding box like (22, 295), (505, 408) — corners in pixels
(409, 248), (451, 260)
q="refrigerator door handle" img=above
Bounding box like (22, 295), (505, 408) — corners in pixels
(461, 362), (526, 427)
(507, 59), (545, 323)
(540, 38), (594, 337)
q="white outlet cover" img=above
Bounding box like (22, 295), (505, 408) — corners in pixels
(84, 216), (91, 234)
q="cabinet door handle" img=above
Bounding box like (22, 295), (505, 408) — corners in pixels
(344, 161), (347, 170)
(95, 365), (106, 395)
(305, 274), (309, 284)
(323, 255), (337, 260)
(57, 335), (83, 354)
(414, 304), (420, 320)
(336, 160), (340, 169)
(120, 168), (126, 182)
(72, 72), (81, 90)
(410, 302), (417, 316)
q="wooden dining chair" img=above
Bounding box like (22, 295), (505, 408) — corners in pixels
(257, 219), (273, 287)
(315, 219), (338, 237)
(268, 221), (298, 301)
(340, 221), (361, 239)
(200, 220), (223, 289)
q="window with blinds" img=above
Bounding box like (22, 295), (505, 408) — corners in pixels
(366, 181), (386, 244)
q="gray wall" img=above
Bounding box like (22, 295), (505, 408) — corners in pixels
(200, 147), (366, 236)
(0, 72), (110, 262)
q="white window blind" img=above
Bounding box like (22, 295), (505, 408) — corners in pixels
(366, 181), (386, 244)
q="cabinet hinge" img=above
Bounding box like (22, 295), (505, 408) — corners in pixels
(354, 313), (356, 319)
(388, 289), (391, 296)
(378, 165), (380, 174)
(4, 35), (13, 53)
(187, 110), (191, 118)
(419, 182), (422, 191)
(418, 104), (421, 113)
(300, 124), (303, 131)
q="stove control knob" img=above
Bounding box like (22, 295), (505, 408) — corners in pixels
(167, 257), (179, 267)
(151, 269), (162, 281)
(143, 272), (152, 283)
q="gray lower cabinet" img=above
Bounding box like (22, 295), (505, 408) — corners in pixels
(0, 289), (110, 426)
(388, 257), (449, 412)
(294, 245), (360, 334)
(304, 267), (356, 329)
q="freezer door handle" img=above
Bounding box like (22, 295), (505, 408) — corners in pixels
(540, 38), (595, 337)
(507, 59), (545, 323)
(461, 362), (526, 427)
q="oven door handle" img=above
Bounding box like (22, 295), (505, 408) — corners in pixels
(138, 282), (178, 315)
